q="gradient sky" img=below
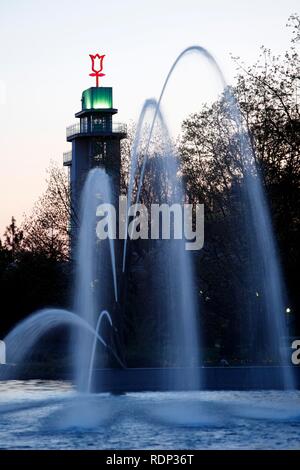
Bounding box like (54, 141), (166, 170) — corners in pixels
(0, 0), (298, 233)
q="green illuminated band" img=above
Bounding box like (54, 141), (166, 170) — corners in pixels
(82, 87), (113, 110)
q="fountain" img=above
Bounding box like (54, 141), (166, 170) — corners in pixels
(122, 98), (201, 389)
(0, 42), (298, 450)
(87, 310), (113, 393)
(121, 46), (293, 390)
(236, 128), (295, 389)
(0, 45), (295, 398)
(74, 167), (119, 391)
(0, 168), (122, 392)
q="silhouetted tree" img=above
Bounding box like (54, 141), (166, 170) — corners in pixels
(3, 217), (24, 260)
(178, 15), (300, 353)
(21, 162), (72, 261)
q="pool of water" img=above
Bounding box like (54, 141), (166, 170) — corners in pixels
(0, 381), (299, 449)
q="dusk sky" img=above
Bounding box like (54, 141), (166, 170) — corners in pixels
(0, 0), (298, 233)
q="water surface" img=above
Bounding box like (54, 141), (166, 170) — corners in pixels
(0, 381), (299, 449)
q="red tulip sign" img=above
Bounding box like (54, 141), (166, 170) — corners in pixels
(89, 54), (105, 87)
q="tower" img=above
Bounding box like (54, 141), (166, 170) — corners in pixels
(62, 59), (127, 366)
(63, 85), (127, 242)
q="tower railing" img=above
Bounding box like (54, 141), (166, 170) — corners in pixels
(66, 122), (127, 139)
(63, 151), (72, 166)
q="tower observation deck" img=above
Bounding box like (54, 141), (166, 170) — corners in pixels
(63, 86), (127, 241)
